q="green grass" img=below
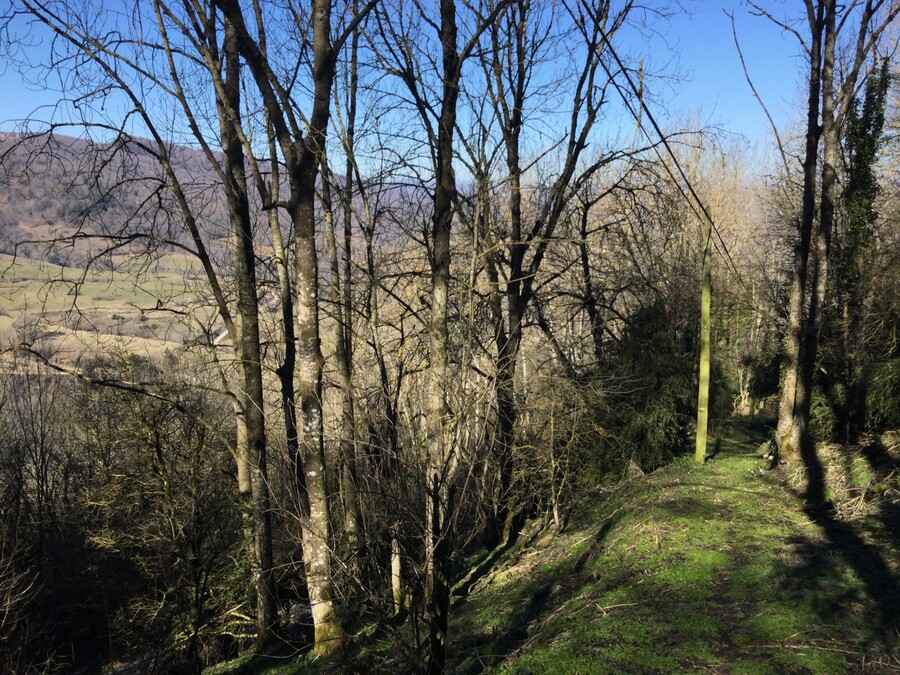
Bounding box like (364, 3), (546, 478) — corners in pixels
(446, 420), (900, 674)
(208, 420), (900, 674)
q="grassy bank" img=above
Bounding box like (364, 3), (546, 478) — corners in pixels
(210, 420), (900, 673)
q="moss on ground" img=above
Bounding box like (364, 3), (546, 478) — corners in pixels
(449, 420), (900, 674)
(208, 420), (900, 673)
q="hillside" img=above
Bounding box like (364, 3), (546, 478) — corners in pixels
(0, 132), (416, 361)
(443, 423), (900, 673)
(211, 421), (900, 674)
(0, 133), (229, 358)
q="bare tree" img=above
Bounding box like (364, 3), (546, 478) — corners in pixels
(372, 0), (508, 666)
(212, 0), (377, 654)
(462, 0), (647, 545)
(758, 0), (899, 472)
(8, 0), (284, 643)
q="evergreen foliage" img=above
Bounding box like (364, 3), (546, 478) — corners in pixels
(820, 60), (892, 442)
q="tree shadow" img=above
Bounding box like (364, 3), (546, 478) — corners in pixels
(778, 451), (900, 653)
(706, 438), (723, 461)
(205, 639), (313, 675)
(875, 500), (900, 552)
(856, 436), (900, 577)
(490, 518), (618, 657)
(858, 436), (900, 479)
(451, 516), (618, 673)
(781, 509), (900, 650)
(652, 480), (899, 658)
(799, 433), (828, 508)
(452, 519), (531, 605)
(572, 518), (617, 574)
(780, 433), (900, 652)
(709, 417), (775, 457)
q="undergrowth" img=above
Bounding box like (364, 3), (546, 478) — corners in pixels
(207, 421), (900, 674)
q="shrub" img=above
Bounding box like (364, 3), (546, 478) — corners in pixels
(809, 388), (836, 443)
(865, 357), (900, 432)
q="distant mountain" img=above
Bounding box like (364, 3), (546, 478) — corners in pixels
(0, 132), (232, 358)
(0, 131), (230, 267)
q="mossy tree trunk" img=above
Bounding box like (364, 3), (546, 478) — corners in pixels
(695, 215), (712, 464)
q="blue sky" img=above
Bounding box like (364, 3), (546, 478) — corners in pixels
(0, 0), (808, 145)
(654, 0), (808, 142)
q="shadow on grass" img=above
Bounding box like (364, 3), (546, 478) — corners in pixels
(859, 436), (900, 478)
(452, 524), (528, 605)
(451, 516), (619, 674)
(707, 417), (775, 458)
(713, 416), (775, 442)
(206, 639), (313, 675)
(572, 518), (617, 574)
(493, 518), (618, 653)
(779, 511), (900, 650)
(784, 436), (900, 651)
(799, 433), (828, 507)
(853, 436), (900, 551)
(636, 475), (899, 661)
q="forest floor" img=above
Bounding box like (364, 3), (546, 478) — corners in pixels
(208, 419), (900, 674)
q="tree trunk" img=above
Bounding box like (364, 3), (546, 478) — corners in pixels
(322, 168), (360, 567)
(362, 200), (406, 612)
(292, 174), (345, 655)
(695, 214), (713, 464)
(259, 116), (301, 499)
(338, 23), (362, 561)
(479, 177), (519, 550)
(775, 1), (825, 462)
(218, 21), (276, 644)
(391, 533), (403, 614)
(579, 207), (606, 368)
(424, 0), (459, 669)
(215, 0), (349, 653)
(793, 1), (837, 503)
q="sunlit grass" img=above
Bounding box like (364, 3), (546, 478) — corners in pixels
(445, 420), (899, 673)
(0, 252), (209, 358)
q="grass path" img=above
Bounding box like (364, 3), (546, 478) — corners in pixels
(449, 421), (900, 673)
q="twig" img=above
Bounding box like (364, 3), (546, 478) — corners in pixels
(728, 11), (792, 179)
(595, 601), (638, 617)
(760, 643), (863, 656)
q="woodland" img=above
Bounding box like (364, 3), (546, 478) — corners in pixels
(0, 0), (898, 673)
